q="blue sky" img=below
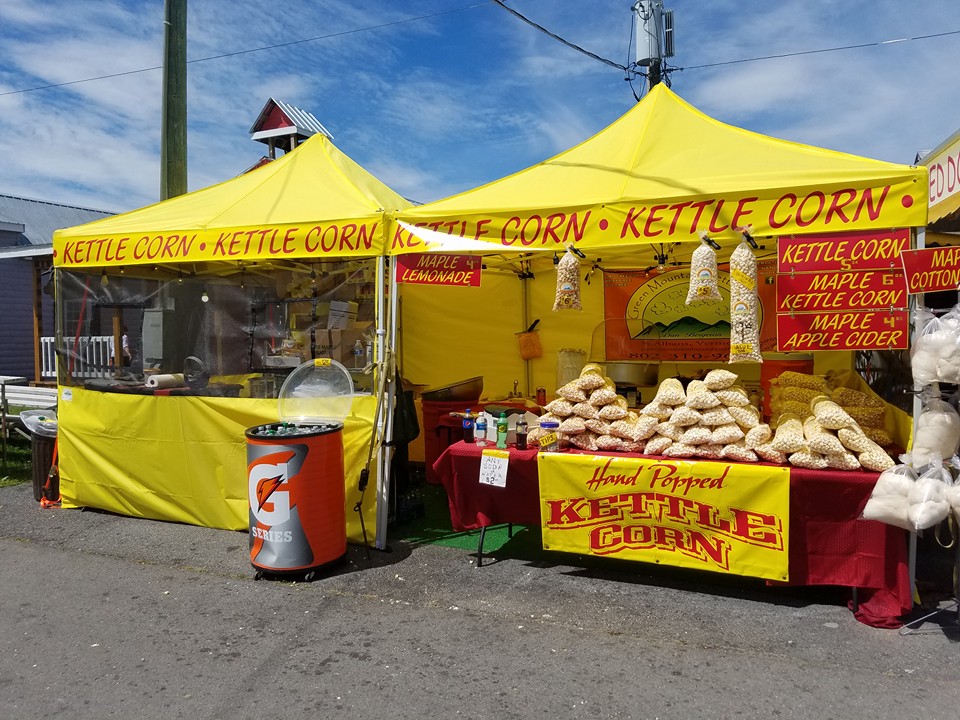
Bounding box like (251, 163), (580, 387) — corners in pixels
(0, 0), (957, 214)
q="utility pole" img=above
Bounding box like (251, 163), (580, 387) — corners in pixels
(160, 0), (187, 200)
(634, 1), (674, 93)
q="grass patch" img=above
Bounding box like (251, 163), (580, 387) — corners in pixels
(0, 434), (34, 487)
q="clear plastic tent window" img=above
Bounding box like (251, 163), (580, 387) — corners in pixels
(54, 258), (380, 398)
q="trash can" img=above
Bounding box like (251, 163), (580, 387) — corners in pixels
(246, 359), (354, 581)
(20, 410), (58, 502)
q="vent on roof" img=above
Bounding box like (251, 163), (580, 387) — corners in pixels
(249, 98), (332, 158)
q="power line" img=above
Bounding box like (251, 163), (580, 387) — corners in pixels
(0, 2), (492, 98)
(678, 28), (960, 71)
(493, 3), (958, 93)
(492, 0), (628, 71)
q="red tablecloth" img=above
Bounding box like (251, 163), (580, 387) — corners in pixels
(432, 442), (911, 628)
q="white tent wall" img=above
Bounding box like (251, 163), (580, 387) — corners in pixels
(398, 270), (528, 400)
(397, 256), (621, 399)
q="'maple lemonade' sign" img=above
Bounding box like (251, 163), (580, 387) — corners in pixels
(538, 453), (790, 581)
(394, 253), (481, 287)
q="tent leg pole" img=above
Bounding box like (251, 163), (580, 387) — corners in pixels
(477, 526), (486, 567)
(375, 257), (398, 550)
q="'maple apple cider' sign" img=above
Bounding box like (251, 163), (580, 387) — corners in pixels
(777, 310), (908, 352)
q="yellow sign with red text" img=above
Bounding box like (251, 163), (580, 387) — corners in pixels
(538, 453), (790, 581)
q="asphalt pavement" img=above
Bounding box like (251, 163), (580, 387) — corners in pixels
(1, 481), (959, 720)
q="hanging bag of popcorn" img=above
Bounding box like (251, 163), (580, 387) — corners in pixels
(685, 234), (722, 306)
(728, 240), (762, 363)
(553, 248), (582, 311)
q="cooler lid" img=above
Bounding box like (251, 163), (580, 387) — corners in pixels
(20, 409), (58, 437)
(277, 358), (354, 424)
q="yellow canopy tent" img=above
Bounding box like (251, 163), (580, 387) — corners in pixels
(390, 85), (927, 447)
(55, 132), (410, 266)
(50, 133), (412, 547)
(391, 84), (926, 258)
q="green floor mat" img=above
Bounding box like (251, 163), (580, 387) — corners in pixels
(391, 482), (540, 556)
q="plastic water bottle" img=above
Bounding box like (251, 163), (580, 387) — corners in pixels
(475, 414), (488, 447)
(462, 408), (475, 443)
(496, 412), (508, 449)
(352, 339), (364, 368)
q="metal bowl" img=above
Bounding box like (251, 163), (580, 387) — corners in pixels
(421, 376), (483, 402)
(604, 362), (659, 387)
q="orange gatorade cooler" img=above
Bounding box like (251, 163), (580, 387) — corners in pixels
(246, 359), (354, 581)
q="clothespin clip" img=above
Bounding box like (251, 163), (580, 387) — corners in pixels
(697, 230), (721, 250)
(568, 244), (587, 259)
(738, 225), (759, 249)
(583, 262), (602, 284)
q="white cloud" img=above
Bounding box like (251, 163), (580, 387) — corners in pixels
(0, 0), (956, 216)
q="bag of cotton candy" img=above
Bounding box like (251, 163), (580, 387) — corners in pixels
(911, 306), (960, 385)
(907, 461), (953, 531)
(860, 463), (917, 531)
(907, 392), (960, 468)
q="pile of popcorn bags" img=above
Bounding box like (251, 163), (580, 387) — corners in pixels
(531, 366), (898, 472)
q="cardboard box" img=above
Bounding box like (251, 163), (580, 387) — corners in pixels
(314, 327), (372, 365)
(327, 300), (359, 329)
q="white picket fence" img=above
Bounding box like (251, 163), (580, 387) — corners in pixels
(40, 336), (115, 380)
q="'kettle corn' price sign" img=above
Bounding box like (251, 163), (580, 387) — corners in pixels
(777, 229), (909, 273)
